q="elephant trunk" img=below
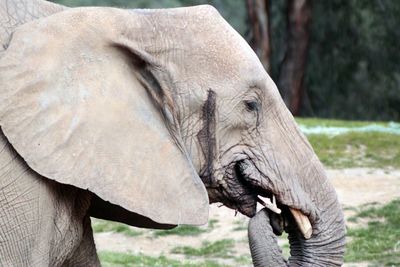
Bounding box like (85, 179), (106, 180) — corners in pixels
(249, 206), (345, 266)
(248, 162), (346, 266)
(248, 209), (287, 267)
(286, 175), (346, 266)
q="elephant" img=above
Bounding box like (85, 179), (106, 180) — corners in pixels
(0, 0), (346, 266)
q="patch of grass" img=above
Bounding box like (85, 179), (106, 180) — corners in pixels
(153, 219), (218, 237)
(232, 219), (247, 231)
(171, 239), (235, 258)
(92, 219), (142, 237)
(153, 225), (207, 237)
(234, 255), (252, 265)
(294, 118), (400, 168)
(99, 251), (225, 267)
(344, 206), (359, 211)
(208, 219), (219, 228)
(295, 118), (387, 128)
(346, 216), (358, 223)
(278, 232), (290, 260)
(345, 199), (400, 266)
(307, 131), (400, 168)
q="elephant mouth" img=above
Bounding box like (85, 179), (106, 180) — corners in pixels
(230, 159), (313, 240)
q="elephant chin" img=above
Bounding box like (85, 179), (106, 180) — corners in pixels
(249, 208), (346, 267)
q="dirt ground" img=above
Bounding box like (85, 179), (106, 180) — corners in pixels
(94, 168), (400, 266)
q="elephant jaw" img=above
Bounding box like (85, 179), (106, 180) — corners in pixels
(257, 195), (312, 239)
(208, 157), (315, 240)
(236, 159), (315, 240)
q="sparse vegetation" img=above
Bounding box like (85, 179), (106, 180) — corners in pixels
(92, 219), (142, 237)
(99, 251), (225, 267)
(232, 219), (247, 231)
(307, 131), (400, 168)
(234, 255), (252, 265)
(296, 118), (389, 128)
(345, 199), (400, 266)
(153, 225), (208, 237)
(171, 239), (235, 258)
(296, 118), (400, 168)
(278, 232), (290, 260)
(92, 219), (219, 238)
(153, 219), (219, 237)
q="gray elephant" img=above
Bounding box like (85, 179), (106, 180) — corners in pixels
(0, 0), (345, 266)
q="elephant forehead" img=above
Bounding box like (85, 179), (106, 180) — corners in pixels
(130, 6), (265, 79)
(190, 21), (263, 77)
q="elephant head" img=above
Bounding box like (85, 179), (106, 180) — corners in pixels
(0, 5), (345, 265)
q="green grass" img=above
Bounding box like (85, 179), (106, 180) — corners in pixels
(171, 239), (235, 258)
(92, 219), (219, 238)
(232, 219), (247, 231)
(99, 251), (226, 267)
(295, 118), (388, 128)
(153, 219), (218, 237)
(307, 131), (400, 168)
(278, 232), (290, 260)
(92, 219), (142, 237)
(233, 255), (252, 265)
(153, 225), (208, 237)
(295, 118), (400, 168)
(345, 199), (400, 266)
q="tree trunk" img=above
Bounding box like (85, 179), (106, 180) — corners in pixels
(278, 0), (311, 115)
(246, 0), (272, 73)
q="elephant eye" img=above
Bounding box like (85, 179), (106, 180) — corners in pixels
(244, 100), (259, 112)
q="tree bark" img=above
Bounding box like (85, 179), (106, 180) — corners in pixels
(246, 0), (272, 73)
(278, 0), (311, 115)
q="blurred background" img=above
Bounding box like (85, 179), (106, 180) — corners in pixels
(51, 0), (400, 121)
(49, 1), (400, 266)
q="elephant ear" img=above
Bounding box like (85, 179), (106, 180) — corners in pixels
(0, 8), (208, 226)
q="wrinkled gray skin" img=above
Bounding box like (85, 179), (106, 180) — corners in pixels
(0, 0), (345, 266)
(248, 209), (287, 266)
(249, 206), (345, 266)
(0, 2), (99, 266)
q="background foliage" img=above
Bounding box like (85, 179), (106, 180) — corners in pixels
(51, 0), (400, 121)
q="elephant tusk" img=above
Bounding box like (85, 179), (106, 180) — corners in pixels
(289, 208), (312, 239)
(257, 196), (281, 214)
